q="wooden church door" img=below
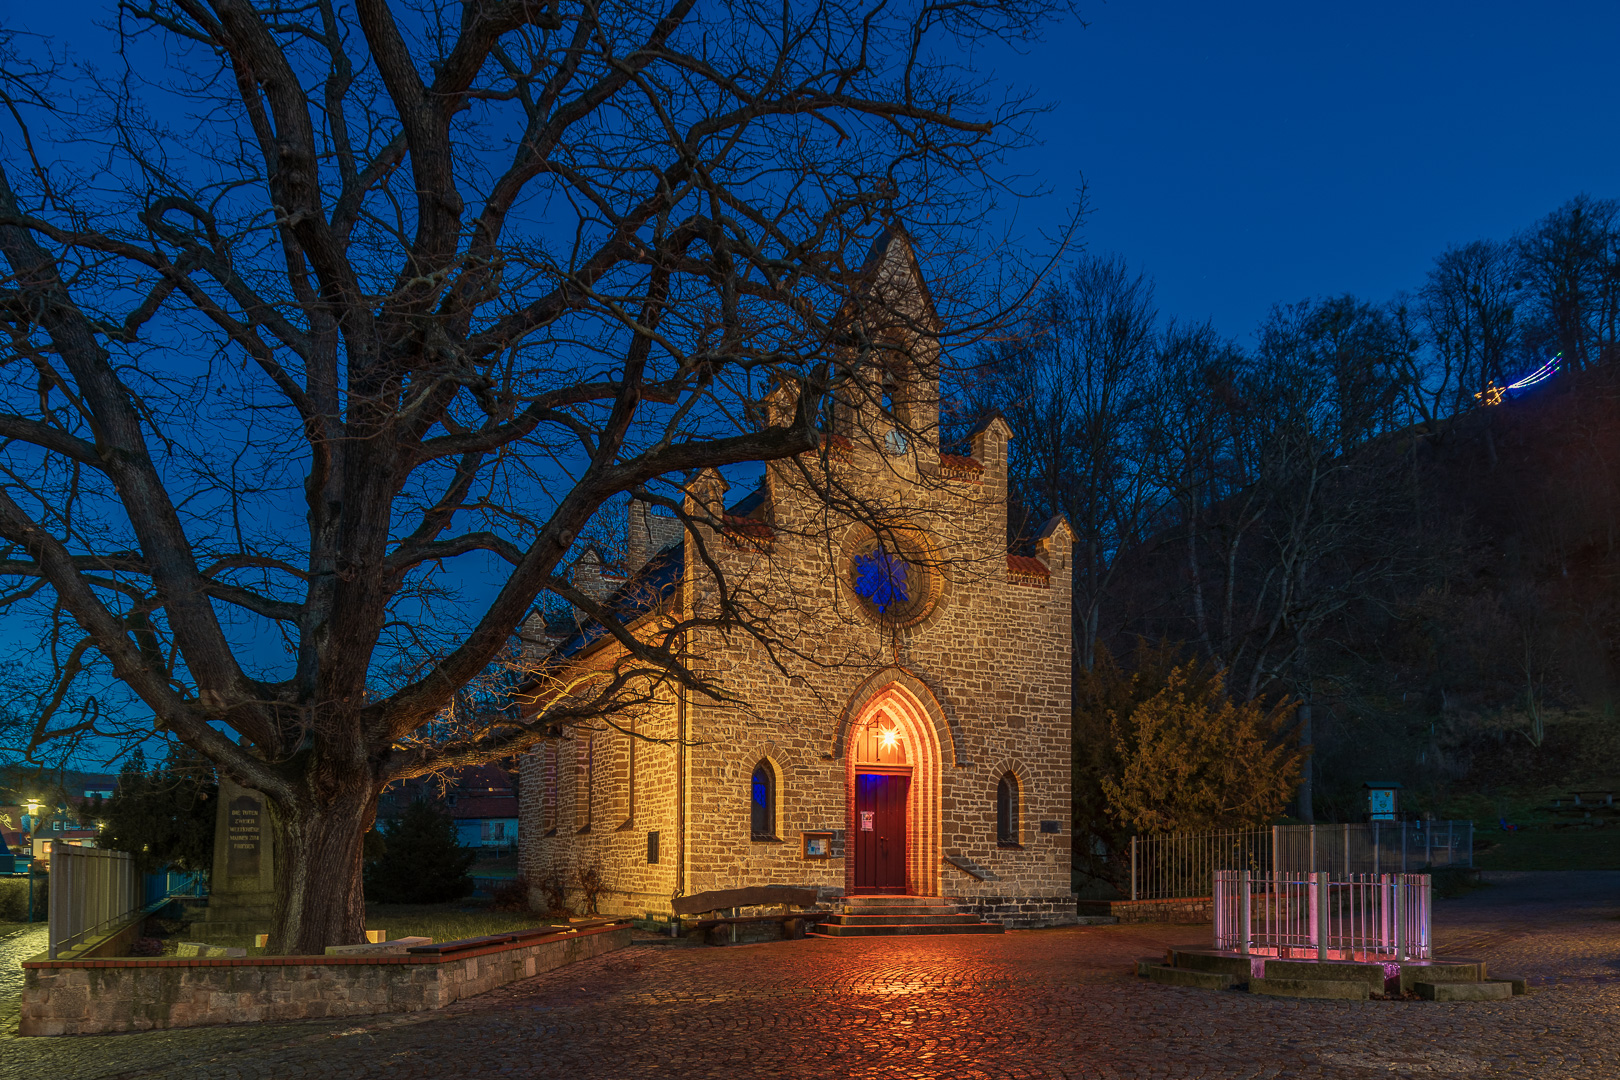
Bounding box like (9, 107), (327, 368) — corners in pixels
(854, 772), (910, 894)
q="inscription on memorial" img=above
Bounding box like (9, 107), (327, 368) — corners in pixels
(227, 794), (262, 877)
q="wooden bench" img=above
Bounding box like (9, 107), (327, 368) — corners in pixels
(670, 886), (828, 944)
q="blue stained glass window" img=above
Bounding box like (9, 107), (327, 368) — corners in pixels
(751, 762), (774, 838)
(853, 544), (910, 612)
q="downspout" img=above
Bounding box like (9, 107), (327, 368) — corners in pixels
(676, 683), (687, 900)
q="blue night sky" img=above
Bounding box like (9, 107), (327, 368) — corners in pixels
(7, 3), (1618, 768)
(20, 2), (1618, 341)
(977, 0), (1620, 340)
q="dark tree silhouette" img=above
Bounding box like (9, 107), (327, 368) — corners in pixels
(0, 0), (1070, 952)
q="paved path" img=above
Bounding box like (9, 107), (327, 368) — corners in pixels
(4, 872), (1617, 1079)
(0, 925), (46, 1002)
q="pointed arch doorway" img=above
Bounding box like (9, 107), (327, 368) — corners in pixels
(845, 682), (943, 896)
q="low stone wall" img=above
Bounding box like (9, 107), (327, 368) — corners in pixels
(20, 922), (631, 1037)
(1078, 897), (1213, 924)
(954, 895), (1080, 929)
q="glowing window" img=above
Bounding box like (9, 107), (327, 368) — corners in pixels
(751, 762), (776, 840)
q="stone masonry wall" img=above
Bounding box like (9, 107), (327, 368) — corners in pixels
(1077, 897), (1215, 924)
(673, 418), (1073, 918)
(519, 696), (681, 916)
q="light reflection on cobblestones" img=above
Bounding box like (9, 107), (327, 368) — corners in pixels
(2, 871), (1616, 1079)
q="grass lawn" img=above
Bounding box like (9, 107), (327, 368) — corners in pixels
(364, 903), (564, 944)
(177, 902), (565, 953)
(1472, 827), (1620, 871)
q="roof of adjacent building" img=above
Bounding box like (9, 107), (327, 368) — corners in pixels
(447, 795), (519, 820)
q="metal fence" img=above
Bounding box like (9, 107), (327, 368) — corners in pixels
(48, 845), (139, 959)
(1213, 869), (1431, 960)
(1129, 821), (1472, 901)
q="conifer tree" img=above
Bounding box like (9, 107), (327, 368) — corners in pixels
(1101, 661), (1304, 835)
(363, 800), (475, 905)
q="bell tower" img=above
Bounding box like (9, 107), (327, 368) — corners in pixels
(829, 229), (942, 468)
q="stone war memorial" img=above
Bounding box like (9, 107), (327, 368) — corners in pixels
(185, 777), (277, 938)
(517, 231), (1079, 939)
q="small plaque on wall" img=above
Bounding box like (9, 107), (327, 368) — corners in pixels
(802, 831), (834, 859)
(1039, 820), (1062, 833)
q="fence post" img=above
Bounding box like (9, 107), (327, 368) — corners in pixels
(1372, 822), (1380, 877)
(1130, 836), (1138, 902)
(1344, 822), (1351, 876)
(1314, 871), (1329, 962)
(1425, 820), (1432, 867)
(1394, 876), (1406, 962)
(1401, 822), (1407, 872)
(1239, 869), (1251, 956)
(1309, 824), (1317, 874)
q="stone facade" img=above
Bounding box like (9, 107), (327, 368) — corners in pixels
(19, 923), (631, 1036)
(519, 233), (1075, 928)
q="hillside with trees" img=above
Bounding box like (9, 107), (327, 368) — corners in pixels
(957, 195), (1620, 842)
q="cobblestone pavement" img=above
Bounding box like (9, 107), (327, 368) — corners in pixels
(0, 925), (47, 1003)
(5, 872), (1617, 1080)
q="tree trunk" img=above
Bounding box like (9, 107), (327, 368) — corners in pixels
(269, 785), (378, 955)
(1296, 696), (1314, 824)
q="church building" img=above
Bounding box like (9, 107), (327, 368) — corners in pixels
(517, 232), (1075, 928)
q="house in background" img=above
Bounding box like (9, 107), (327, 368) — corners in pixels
(446, 764), (520, 851)
(0, 769), (121, 867)
(378, 762), (520, 852)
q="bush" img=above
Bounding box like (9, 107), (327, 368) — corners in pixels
(537, 873), (568, 917)
(490, 876), (532, 912)
(363, 800), (476, 904)
(0, 875), (47, 922)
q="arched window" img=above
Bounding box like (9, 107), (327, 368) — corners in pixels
(996, 773), (1019, 845)
(751, 761), (776, 840)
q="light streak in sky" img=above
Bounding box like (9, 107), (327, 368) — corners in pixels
(1474, 353), (1563, 406)
(1505, 353), (1562, 391)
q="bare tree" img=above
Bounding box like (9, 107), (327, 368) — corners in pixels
(1126, 299), (1420, 820)
(0, 0), (1069, 953)
(964, 255), (1160, 671)
(1419, 240), (1520, 425)
(1515, 195), (1620, 371)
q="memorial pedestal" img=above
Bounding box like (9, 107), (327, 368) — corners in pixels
(192, 778), (277, 935)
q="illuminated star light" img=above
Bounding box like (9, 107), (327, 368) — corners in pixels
(1476, 353), (1563, 406)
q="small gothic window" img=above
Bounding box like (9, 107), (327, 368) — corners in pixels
(751, 761), (776, 840)
(881, 368), (900, 415)
(996, 773), (1019, 844)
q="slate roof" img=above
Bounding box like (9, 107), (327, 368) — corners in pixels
(546, 538), (686, 662)
(447, 794), (518, 821)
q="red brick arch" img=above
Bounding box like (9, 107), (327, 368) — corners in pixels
(838, 674), (947, 897)
(830, 667), (960, 766)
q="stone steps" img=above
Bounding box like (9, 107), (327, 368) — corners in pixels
(827, 913), (984, 926)
(811, 896), (1004, 937)
(815, 920), (1005, 937)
